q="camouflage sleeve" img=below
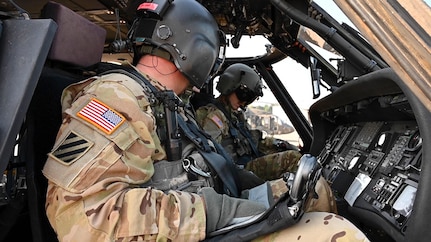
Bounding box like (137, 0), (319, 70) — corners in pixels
(196, 105), (229, 143)
(43, 74), (206, 241)
(258, 136), (276, 154)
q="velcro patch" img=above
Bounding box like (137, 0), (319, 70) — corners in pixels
(51, 132), (93, 165)
(77, 98), (125, 134)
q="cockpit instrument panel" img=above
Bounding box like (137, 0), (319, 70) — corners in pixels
(318, 114), (421, 234)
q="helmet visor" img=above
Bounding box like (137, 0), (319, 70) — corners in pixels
(235, 84), (261, 105)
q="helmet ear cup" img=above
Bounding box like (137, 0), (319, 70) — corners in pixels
(174, 32), (218, 86)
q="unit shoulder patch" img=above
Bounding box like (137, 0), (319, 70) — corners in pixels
(51, 131), (93, 165)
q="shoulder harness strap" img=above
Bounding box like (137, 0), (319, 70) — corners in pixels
(100, 66), (240, 197)
(211, 100), (261, 158)
(178, 113), (240, 197)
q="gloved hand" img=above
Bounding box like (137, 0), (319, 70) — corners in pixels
(241, 181), (274, 209)
(200, 187), (267, 233)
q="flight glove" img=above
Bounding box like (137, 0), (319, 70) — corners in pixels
(200, 187), (267, 233)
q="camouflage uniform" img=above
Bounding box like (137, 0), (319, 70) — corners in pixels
(195, 102), (301, 172)
(196, 101), (337, 213)
(43, 70), (367, 241)
(43, 72), (207, 241)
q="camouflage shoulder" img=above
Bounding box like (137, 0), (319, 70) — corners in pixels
(61, 76), (101, 111)
(196, 103), (227, 126)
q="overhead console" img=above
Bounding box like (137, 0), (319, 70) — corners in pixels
(309, 69), (420, 241)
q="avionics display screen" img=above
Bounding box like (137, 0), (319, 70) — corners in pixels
(393, 185), (416, 217)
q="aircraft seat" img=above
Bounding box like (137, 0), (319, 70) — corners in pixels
(23, 2), (107, 241)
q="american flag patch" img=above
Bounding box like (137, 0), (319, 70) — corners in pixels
(210, 115), (224, 129)
(77, 98), (125, 134)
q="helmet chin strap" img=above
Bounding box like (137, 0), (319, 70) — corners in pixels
(181, 87), (195, 103)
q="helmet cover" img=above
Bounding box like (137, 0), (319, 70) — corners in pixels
(128, 0), (225, 88)
(216, 63), (263, 104)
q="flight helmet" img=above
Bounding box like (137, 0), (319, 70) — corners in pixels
(216, 63), (264, 105)
(128, 0), (225, 88)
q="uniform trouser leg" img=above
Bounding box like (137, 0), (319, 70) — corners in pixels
(269, 177), (337, 214)
(251, 212), (370, 242)
(304, 176), (338, 213)
(245, 150), (302, 181)
(246, 150), (338, 213)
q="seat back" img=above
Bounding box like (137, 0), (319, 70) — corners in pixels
(22, 2), (107, 241)
(0, 17), (57, 242)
